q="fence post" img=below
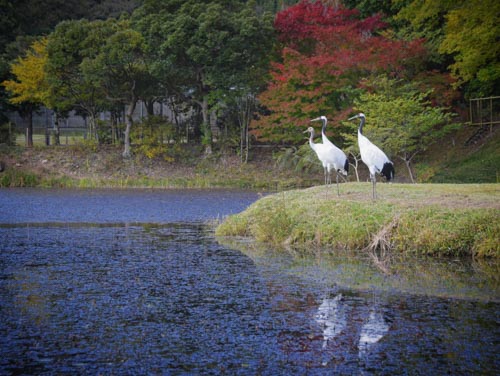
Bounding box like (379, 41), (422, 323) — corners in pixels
(490, 97), (493, 134)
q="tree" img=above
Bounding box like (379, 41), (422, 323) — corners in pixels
(2, 38), (49, 146)
(251, 0), (426, 144)
(395, 0), (499, 97)
(46, 20), (108, 141)
(393, 0), (454, 65)
(134, 0), (274, 154)
(81, 18), (149, 158)
(439, 0), (500, 96)
(343, 75), (457, 182)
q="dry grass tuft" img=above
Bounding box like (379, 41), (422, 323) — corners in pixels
(364, 216), (399, 274)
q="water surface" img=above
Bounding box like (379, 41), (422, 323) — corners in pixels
(0, 189), (498, 374)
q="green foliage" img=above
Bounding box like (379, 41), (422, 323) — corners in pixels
(394, 0), (455, 61)
(429, 129), (500, 183)
(0, 122), (15, 145)
(273, 144), (321, 174)
(134, 0), (274, 149)
(395, 0), (500, 97)
(438, 0), (500, 95)
(73, 138), (99, 153)
(45, 19), (107, 123)
(0, 167), (39, 187)
(345, 75), (458, 180)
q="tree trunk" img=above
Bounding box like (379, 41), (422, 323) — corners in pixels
(349, 152), (360, 182)
(238, 95), (253, 164)
(123, 100), (137, 158)
(53, 113), (60, 146)
(201, 95), (212, 155)
(88, 113), (97, 140)
(26, 110), (33, 147)
(111, 112), (117, 145)
(400, 153), (417, 183)
(145, 99), (155, 116)
(405, 159), (415, 183)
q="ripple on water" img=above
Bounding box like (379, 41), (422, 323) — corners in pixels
(0, 189), (498, 374)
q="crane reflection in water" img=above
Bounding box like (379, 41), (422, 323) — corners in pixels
(314, 293), (390, 359)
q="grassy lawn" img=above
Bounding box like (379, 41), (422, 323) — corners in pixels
(15, 133), (85, 146)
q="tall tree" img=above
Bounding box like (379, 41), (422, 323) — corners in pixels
(81, 18), (149, 158)
(251, 0), (426, 144)
(2, 38), (49, 146)
(46, 19), (108, 140)
(438, 0), (500, 96)
(395, 0), (499, 97)
(0, 0), (140, 127)
(134, 0), (274, 154)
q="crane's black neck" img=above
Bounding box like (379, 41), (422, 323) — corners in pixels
(358, 116), (365, 134)
(321, 118), (327, 135)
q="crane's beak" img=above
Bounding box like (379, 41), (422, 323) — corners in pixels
(310, 117), (321, 122)
(348, 115), (359, 120)
(303, 129), (309, 133)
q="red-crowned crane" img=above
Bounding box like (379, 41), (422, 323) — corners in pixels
(348, 113), (394, 199)
(309, 116), (349, 195)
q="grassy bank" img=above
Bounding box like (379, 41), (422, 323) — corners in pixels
(215, 183), (500, 259)
(0, 145), (313, 190)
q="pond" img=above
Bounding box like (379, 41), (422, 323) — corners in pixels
(0, 189), (498, 374)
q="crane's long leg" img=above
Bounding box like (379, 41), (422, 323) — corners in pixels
(371, 174), (377, 200)
(336, 172), (340, 196)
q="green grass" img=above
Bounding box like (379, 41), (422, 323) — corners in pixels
(419, 125), (500, 183)
(216, 183), (500, 259)
(15, 133), (85, 146)
(0, 168), (40, 187)
(430, 135), (500, 183)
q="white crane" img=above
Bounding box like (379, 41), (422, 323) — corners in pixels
(308, 116), (349, 195)
(348, 113), (394, 199)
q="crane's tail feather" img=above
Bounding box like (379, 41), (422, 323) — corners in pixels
(381, 162), (395, 181)
(343, 159), (349, 174)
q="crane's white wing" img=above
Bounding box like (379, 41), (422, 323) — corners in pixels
(358, 133), (391, 173)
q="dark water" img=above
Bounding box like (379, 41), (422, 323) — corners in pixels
(0, 189), (498, 375)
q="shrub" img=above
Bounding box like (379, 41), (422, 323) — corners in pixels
(132, 116), (176, 161)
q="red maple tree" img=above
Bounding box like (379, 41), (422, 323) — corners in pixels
(252, 0), (427, 144)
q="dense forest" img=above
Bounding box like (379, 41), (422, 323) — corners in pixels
(1, 0), (498, 176)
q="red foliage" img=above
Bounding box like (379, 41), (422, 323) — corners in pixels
(274, 0), (386, 54)
(252, 0), (430, 143)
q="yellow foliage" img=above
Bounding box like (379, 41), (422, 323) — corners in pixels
(1, 37), (50, 105)
(439, 0), (500, 84)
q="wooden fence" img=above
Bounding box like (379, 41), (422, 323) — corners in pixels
(469, 96), (500, 133)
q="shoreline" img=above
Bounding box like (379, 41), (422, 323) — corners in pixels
(215, 183), (500, 259)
